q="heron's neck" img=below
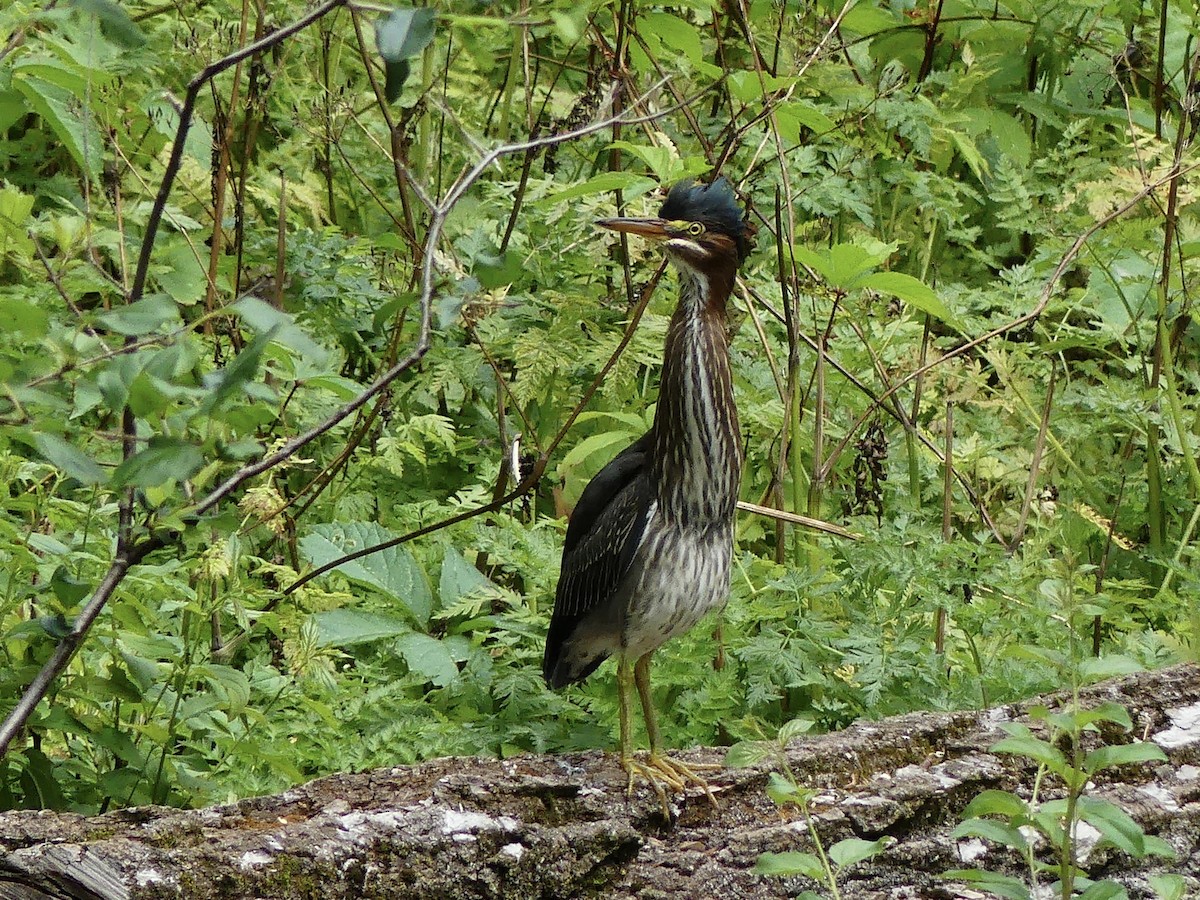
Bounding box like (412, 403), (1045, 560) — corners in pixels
(651, 265), (743, 525)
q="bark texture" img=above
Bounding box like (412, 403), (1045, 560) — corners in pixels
(1, 664), (1197, 899)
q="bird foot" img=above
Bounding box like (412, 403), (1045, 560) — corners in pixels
(621, 752), (720, 817)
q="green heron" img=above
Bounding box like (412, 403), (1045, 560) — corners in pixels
(543, 177), (752, 805)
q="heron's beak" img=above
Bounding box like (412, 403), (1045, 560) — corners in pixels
(596, 217), (670, 240)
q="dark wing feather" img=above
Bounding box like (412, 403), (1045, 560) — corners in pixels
(543, 433), (653, 687)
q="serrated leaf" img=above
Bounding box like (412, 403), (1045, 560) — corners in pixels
(857, 272), (952, 321)
(396, 632), (457, 686)
(374, 8), (436, 101)
(231, 296), (328, 365)
(558, 430), (636, 475)
(778, 716), (815, 743)
(71, 0), (147, 47)
(724, 740), (773, 768)
(765, 770), (806, 806)
(50, 567), (90, 606)
(828, 836), (892, 869)
(112, 438), (203, 489)
(13, 74), (102, 181)
(753, 851), (825, 879)
(299, 522), (433, 624)
(312, 609), (410, 646)
(202, 329), (274, 410)
(98, 294), (181, 336)
(33, 433), (106, 484)
(439, 550), (500, 606)
(542, 172), (658, 205)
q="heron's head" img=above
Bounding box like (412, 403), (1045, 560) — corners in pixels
(597, 177), (753, 275)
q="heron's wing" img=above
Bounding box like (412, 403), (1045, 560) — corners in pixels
(543, 433), (653, 686)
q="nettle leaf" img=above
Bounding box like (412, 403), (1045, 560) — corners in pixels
(33, 432), (106, 484)
(299, 522), (433, 624)
(396, 632), (458, 686)
(542, 172), (658, 205)
(232, 296), (328, 365)
(856, 272), (952, 322)
(98, 294), (181, 336)
(724, 740), (773, 768)
(112, 437), (203, 488)
(439, 550), (502, 606)
(0, 183), (35, 258)
(50, 566), (90, 606)
(202, 329), (275, 410)
(312, 609), (410, 646)
(374, 8), (436, 102)
(12, 73), (103, 181)
(71, 0), (147, 47)
(0, 297), (50, 338)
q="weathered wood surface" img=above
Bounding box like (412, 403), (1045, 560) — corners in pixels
(2, 664), (1197, 899)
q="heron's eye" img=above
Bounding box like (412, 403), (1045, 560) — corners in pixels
(687, 222), (705, 236)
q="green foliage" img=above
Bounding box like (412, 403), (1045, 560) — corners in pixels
(0, 0), (1196, 827)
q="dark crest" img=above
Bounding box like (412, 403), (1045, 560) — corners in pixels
(659, 177), (753, 264)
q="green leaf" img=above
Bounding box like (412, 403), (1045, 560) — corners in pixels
(232, 296), (329, 365)
(753, 851), (825, 879)
(1077, 882), (1128, 900)
(0, 297), (50, 337)
(1149, 873), (1186, 899)
(764, 770), (808, 806)
(1078, 655), (1142, 683)
(112, 438), (203, 489)
(0, 182), (35, 259)
(12, 74), (102, 181)
(960, 789), (1029, 819)
(299, 522), (433, 624)
(941, 869), (1032, 900)
(1076, 796), (1145, 856)
(71, 0), (147, 47)
(98, 294), (182, 336)
(991, 735), (1068, 773)
(50, 567), (90, 606)
(1083, 742), (1166, 775)
(156, 241), (207, 306)
(778, 716), (815, 743)
(312, 609), (410, 646)
(542, 172), (658, 205)
(202, 329), (274, 410)
(775, 102), (836, 142)
(33, 433), (106, 484)
(396, 632), (458, 687)
(558, 430), (637, 475)
(374, 8), (436, 101)
(439, 550), (500, 606)
(952, 818), (1030, 852)
(827, 836), (892, 869)
(724, 740), (773, 768)
(857, 272), (952, 322)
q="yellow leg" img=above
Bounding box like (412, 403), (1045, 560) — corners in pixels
(631, 652), (719, 810)
(617, 657), (670, 814)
